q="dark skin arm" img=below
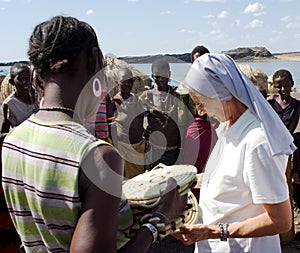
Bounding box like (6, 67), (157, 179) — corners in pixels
(288, 100), (300, 134)
(1, 104), (11, 133)
(70, 144), (123, 253)
(119, 177), (187, 253)
(106, 93), (116, 119)
(70, 145), (187, 253)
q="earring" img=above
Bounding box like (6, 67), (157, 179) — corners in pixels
(93, 77), (102, 97)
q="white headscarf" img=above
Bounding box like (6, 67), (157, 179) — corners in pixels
(185, 53), (296, 156)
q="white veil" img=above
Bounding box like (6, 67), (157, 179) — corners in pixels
(185, 53), (296, 156)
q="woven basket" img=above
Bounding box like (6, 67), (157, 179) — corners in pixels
(122, 164), (199, 237)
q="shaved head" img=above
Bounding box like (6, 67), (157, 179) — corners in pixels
(117, 68), (133, 83)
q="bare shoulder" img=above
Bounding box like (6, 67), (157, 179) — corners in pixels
(96, 143), (123, 172)
(80, 143), (123, 198)
(72, 143), (123, 252)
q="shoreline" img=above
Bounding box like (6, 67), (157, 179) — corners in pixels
(272, 52), (300, 61)
(234, 52), (300, 62)
(1, 54), (300, 68)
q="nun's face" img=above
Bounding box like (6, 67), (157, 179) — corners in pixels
(189, 90), (225, 122)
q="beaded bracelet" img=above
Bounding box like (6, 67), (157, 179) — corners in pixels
(218, 223), (228, 241)
(140, 213), (187, 240)
(153, 211), (170, 224)
(141, 223), (158, 243)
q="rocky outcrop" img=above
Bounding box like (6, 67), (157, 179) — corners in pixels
(221, 47), (275, 61)
(119, 53), (191, 64)
(119, 47), (276, 64)
(1, 47), (296, 67)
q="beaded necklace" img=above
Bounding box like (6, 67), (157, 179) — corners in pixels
(38, 106), (74, 115)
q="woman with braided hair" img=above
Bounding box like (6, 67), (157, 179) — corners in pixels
(1, 16), (187, 253)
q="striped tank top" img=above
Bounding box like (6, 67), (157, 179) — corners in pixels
(2, 115), (109, 253)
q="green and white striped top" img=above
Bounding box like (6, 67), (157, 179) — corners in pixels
(2, 115), (109, 253)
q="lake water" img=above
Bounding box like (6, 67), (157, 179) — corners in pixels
(0, 66), (10, 76)
(1, 60), (300, 88)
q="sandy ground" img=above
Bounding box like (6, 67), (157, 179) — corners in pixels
(274, 52), (300, 61)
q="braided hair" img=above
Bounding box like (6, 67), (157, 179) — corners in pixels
(28, 16), (102, 81)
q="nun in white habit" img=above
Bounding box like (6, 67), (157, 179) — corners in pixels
(173, 53), (295, 253)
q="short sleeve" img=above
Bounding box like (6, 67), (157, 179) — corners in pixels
(244, 141), (289, 204)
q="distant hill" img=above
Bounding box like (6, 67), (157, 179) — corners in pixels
(119, 53), (191, 64)
(1, 47), (300, 67)
(119, 47), (277, 64)
(0, 60), (29, 67)
(221, 47), (275, 61)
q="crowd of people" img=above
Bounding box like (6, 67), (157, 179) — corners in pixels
(0, 15), (300, 253)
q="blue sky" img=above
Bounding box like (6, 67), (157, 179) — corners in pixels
(0, 0), (299, 62)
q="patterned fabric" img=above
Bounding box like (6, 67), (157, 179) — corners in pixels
(0, 178), (22, 253)
(94, 97), (109, 139)
(2, 115), (108, 253)
(0, 135), (22, 253)
(84, 96), (110, 140)
(116, 200), (133, 249)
